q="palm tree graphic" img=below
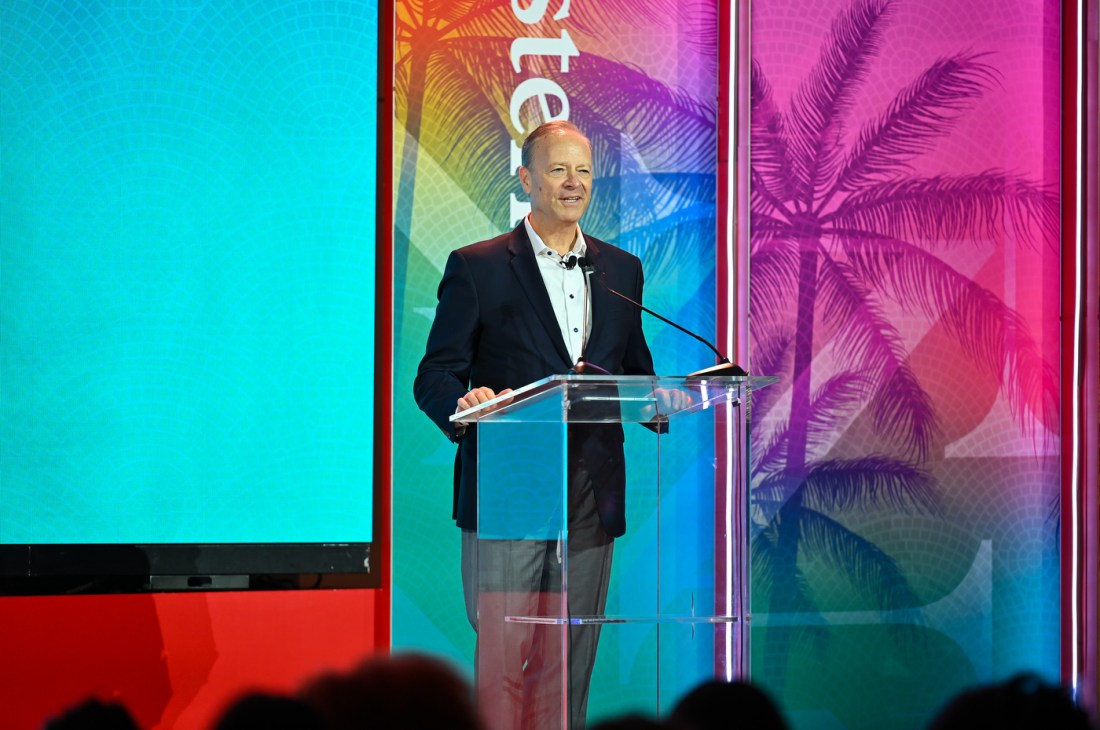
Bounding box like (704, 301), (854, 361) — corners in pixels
(748, 0), (1058, 685)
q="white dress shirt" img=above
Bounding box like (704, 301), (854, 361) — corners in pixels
(524, 216), (591, 366)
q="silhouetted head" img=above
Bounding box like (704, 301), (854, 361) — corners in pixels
(589, 714), (669, 730)
(43, 698), (138, 730)
(213, 691), (326, 730)
(669, 680), (789, 730)
(928, 673), (1091, 730)
(300, 652), (482, 730)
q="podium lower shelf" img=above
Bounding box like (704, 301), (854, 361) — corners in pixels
(504, 614), (740, 625)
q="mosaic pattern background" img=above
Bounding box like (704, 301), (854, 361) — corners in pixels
(2, 1), (378, 544)
(390, 0), (723, 717)
(748, 0), (1062, 727)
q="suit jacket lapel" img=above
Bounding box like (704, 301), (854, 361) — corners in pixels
(507, 226), (574, 368)
(584, 236), (610, 356)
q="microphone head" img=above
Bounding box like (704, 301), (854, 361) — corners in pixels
(577, 256), (595, 273)
(561, 254), (579, 270)
(572, 358), (612, 375)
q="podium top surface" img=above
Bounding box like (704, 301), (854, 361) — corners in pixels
(451, 374), (778, 425)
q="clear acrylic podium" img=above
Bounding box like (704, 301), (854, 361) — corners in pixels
(452, 374), (776, 730)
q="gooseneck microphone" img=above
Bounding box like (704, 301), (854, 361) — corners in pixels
(572, 257), (610, 375)
(578, 257), (748, 378)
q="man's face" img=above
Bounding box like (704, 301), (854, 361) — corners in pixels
(519, 129), (593, 230)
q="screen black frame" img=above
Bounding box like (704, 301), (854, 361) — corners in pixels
(0, 541), (379, 594)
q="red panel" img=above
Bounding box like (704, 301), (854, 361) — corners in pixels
(373, 0), (395, 655)
(2, 5), (398, 730)
(0, 590), (383, 730)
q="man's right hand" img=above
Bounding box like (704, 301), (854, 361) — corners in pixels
(457, 386), (514, 414)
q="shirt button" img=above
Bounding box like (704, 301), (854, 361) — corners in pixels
(573, 328), (579, 333)
(569, 294), (575, 299)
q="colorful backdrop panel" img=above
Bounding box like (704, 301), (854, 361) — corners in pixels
(391, 0), (722, 720)
(748, 0), (1062, 727)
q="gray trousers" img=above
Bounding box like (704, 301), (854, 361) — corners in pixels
(461, 497), (613, 730)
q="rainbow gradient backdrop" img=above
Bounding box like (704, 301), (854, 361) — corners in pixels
(391, 1), (1063, 728)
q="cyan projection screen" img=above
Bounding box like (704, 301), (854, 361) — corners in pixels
(1, 2), (381, 588)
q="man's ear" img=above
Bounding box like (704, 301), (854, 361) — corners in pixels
(518, 165), (532, 194)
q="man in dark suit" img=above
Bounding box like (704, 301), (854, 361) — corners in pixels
(414, 120), (656, 730)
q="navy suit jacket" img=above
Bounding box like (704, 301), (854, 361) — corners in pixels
(413, 223), (655, 535)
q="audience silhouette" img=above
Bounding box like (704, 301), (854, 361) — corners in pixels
(39, 659), (1099, 730)
(212, 691), (326, 730)
(668, 679), (789, 730)
(43, 698), (139, 730)
(298, 652), (482, 730)
(589, 714), (668, 730)
(927, 673), (1092, 730)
